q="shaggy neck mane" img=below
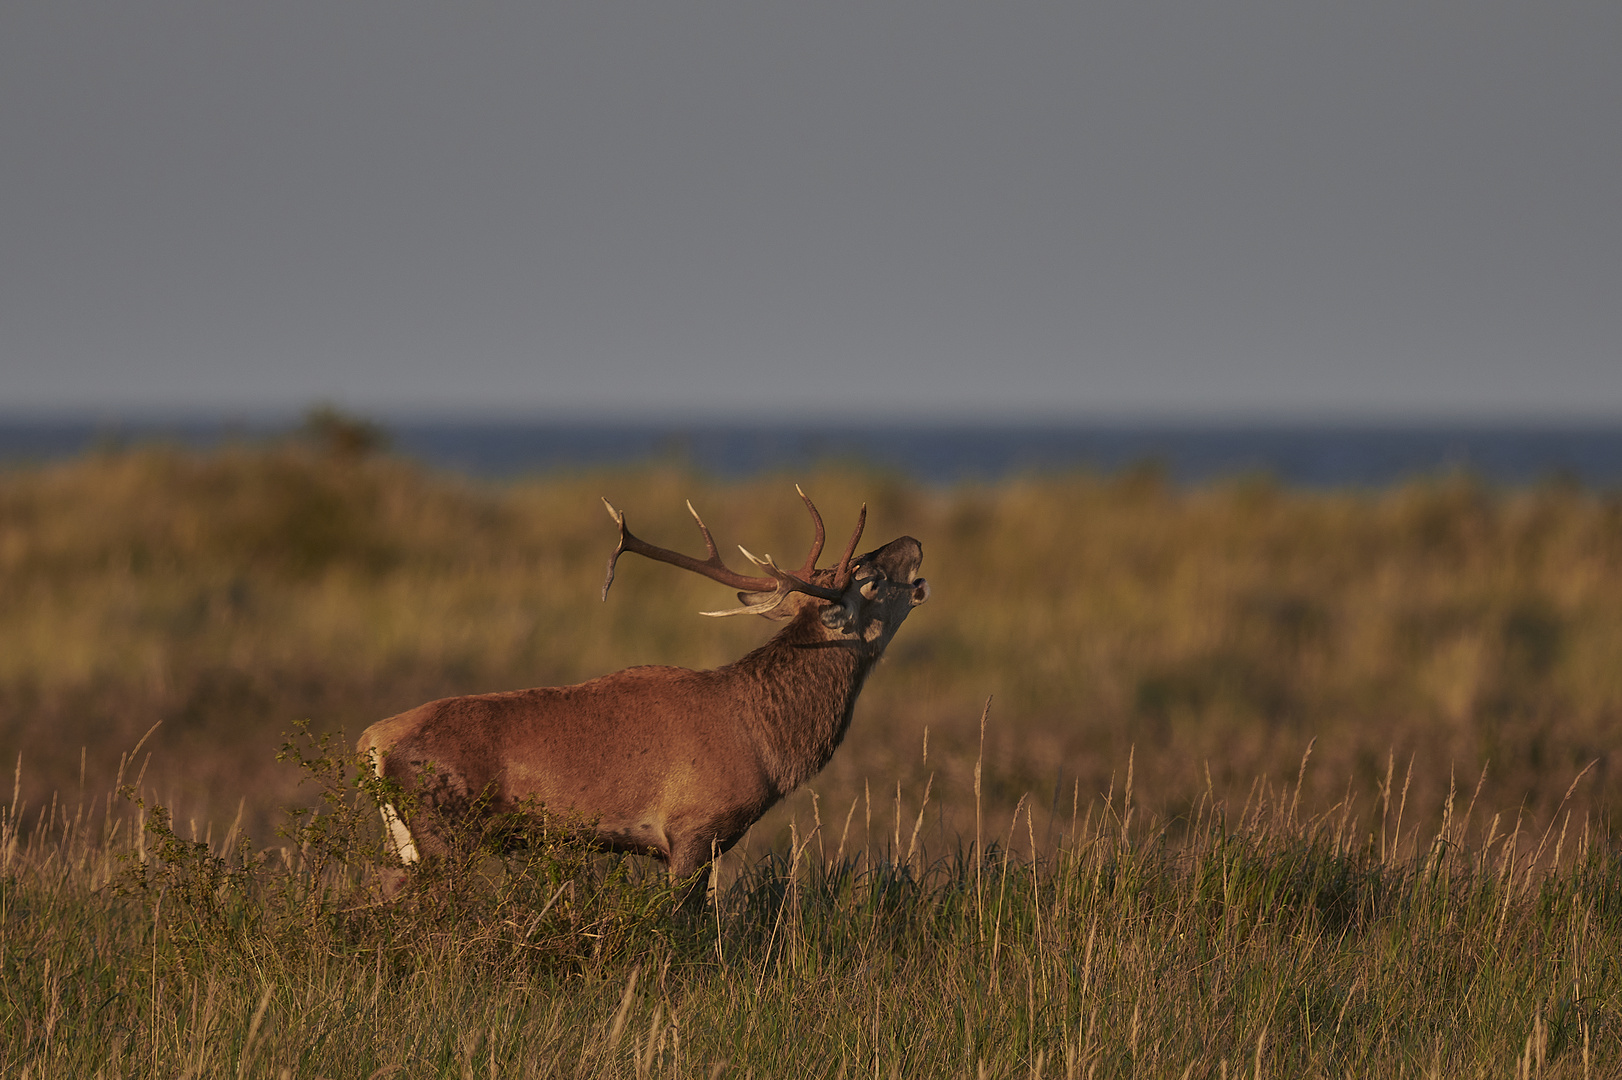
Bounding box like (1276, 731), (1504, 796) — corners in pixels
(725, 606), (883, 793)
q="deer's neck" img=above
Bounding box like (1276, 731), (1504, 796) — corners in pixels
(727, 610), (882, 795)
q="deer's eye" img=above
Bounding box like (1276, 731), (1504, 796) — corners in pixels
(859, 579), (883, 599)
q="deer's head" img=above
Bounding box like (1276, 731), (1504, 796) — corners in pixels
(601, 489), (928, 643)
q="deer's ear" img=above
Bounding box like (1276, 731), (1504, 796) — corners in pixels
(819, 596), (860, 632)
(737, 590), (797, 621)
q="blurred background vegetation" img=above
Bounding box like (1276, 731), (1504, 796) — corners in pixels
(3, 421), (1619, 851)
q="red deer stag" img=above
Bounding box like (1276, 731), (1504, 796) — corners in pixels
(357, 488), (928, 902)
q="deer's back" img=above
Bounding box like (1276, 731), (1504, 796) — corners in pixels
(359, 664), (772, 827)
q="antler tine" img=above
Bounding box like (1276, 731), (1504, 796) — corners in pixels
(735, 545), (847, 605)
(794, 484), (826, 578)
(700, 590), (797, 618)
(685, 500), (722, 561)
(832, 504), (867, 585)
(601, 497), (776, 601)
(601, 498), (628, 601)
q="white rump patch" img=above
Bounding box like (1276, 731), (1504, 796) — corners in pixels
(369, 747), (420, 864)
(381, 801), (420, 864)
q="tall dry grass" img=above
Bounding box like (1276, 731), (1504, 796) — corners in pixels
(4, 438), (1622, 1075)
(1, 716), (1616, 1076)
(1, 439), (1618, 848)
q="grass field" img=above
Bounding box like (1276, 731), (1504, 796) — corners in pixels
(2, 433), (1620, 1075)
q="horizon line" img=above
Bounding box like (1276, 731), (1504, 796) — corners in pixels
(4, 406), (1622, 430)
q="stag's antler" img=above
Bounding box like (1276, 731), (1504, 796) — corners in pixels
(601, 498), (770, 599)
(829, 500), (866, 585)
(601, 489), (866, 616)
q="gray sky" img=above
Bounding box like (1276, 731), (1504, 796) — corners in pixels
(2, 3), (1618, 420)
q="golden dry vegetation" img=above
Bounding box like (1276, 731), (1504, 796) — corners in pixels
(2, 438), (1618, 848)
(5, 438), (1622, 1076)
